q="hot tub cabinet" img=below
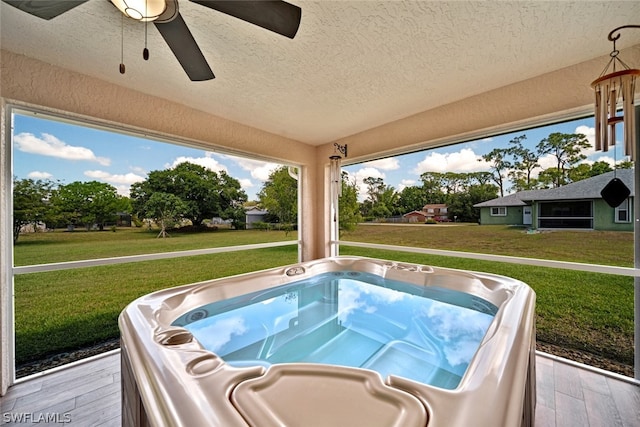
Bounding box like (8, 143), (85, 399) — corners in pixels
(120, 256), (536, 427)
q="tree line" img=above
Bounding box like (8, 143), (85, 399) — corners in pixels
(12, 132), (631, 242)
(13, 162), (303, 243)
(339, 132), (632, 227)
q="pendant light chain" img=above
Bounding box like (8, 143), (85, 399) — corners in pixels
(143, 0), (150, 60)
(119, 14), (125, 74)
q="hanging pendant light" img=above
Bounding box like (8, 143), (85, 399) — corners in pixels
(591, 25), (640, 161)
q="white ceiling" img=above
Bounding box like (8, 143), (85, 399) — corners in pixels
(1, 1), (640, 146)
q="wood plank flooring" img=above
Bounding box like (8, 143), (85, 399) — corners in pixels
(1, 350), (638, 426)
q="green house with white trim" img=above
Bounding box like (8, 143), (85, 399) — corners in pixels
(474, 169), (634, 231)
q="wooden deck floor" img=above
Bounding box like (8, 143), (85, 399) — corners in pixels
(1, 350), (638, 426)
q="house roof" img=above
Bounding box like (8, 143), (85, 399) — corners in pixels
(245, 207), (268, 215)
(403, 210), (427, 218)
(474, 169), (635, 207)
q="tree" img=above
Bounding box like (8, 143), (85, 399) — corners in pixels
(338, 172), (362, 232)
(567, 161), (613, 183)
(536, 132), (591, 188)
(396, 186), (428, 214)
(481, 148), (511, 197)
(361, 177), (397, 220)
(12, 178), (56, 244)
(617, 160), (634, 170)
(418, 172), (447, 204)
(507, 135), (540, 191)
(141, 192), (188, 238)
(215, 171), (248, 229)
(258, 166), (298, 231)
(53, 181), (125, 230)
(447, 183), (498, 223)
(435, 172), (498, 223)
(131, 162), (247, 227)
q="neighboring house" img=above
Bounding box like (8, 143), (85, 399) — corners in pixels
(474, 169), (634, 231)
(401, 204), (449, 223)
(403, 210), (428, 223)
(422, 204), (449, 222)
(245, 207), (268, 229)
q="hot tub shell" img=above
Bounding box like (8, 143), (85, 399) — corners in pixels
(119, 256), (536, 427)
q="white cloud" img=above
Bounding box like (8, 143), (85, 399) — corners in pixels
(238, 178), (254, 191)
(114, 184), (133, 197)
(364, 157), (400, 171)
(130, 166), (147, 175)
(537, 153), (557, 170)
(84, 170), (146, 185)
(413, 148), (490, 175)
(576, 124), (597, 157)
(193, 316), (247, 353)
(27, 171), (53, 179)
(14, 132), (110, 166)
(224, 154), (281, 182)
(398, 179), (416, 192)
(168, 153), (228, 173)
(347, 167), (386, 200)
(424, 301), (493, 367)
(83, 170), (146, 196)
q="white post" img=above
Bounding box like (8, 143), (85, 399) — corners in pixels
(634, 105), (640, 380)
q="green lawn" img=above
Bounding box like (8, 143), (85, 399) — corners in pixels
(12, 224), (635, 376)
(14, 226), (294, 266)
(340, 223), (634, 267)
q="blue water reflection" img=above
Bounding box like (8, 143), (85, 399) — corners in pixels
(173, 272), (496, 389)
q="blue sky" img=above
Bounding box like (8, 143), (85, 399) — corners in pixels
(12, 112), (285, 201)
(12, 112), (627, 202)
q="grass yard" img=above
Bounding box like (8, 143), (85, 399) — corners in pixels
(341, 223), (634, 267)
(12, 224), (635, 377)
(13, 226), (294, 266)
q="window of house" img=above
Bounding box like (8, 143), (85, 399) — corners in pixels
(491, 207), (507, 216)
(538, 201), (593, 229)
(615, 199), (631, 223)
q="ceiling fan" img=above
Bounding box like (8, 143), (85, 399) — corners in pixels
(2, 0), (302, 81)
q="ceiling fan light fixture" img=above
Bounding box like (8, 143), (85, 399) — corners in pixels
(111, 0), (166, 22)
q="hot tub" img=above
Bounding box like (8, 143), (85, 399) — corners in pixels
(119, 256), (536, 427)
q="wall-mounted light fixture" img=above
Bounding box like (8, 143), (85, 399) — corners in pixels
(591, 25), (640, 160)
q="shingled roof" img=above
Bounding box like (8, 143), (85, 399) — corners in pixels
(474, 169), (634, 208)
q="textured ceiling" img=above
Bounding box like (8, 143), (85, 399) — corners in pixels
(1, 1), (640, 145)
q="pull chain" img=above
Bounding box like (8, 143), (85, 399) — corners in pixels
(119, 14), (125, 74)
(143, 0), (149, 60)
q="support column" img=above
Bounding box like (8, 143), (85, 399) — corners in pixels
(634, 105), (640, 380)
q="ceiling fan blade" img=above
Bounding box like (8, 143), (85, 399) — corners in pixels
(154, 13), (215, 81)
(1, 0), (88, 20)
(190, 0), (301, 39)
